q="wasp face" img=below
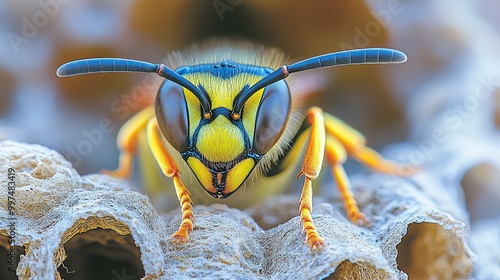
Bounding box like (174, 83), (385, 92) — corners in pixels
(155, 63), (291, 198)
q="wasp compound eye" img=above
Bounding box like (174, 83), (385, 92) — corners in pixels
(252, 80), (291, 155)
(155, 80), (189, 152)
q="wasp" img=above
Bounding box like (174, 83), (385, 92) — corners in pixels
(57, 40), (411, 251)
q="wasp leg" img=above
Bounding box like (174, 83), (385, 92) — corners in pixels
(324, 113), (415, 176)
(147, 119), (194, 243)
(350, 146), (416, 175)
(102, 107), (155, 178)
(325, 136), (370, 226)
(297, 107), (326, 251)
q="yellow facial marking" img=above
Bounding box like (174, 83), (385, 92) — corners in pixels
(196, 115), (244, 162)
(183, 88), (201, 137)
(225, 158), (255, 195)
(179, 72), (269, 193)
(181, 73), (268, 154)
(186, 157), (215, 193)
(241, 88), (264, 142)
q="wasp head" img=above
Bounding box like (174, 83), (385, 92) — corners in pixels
(155, 66), (291, 198)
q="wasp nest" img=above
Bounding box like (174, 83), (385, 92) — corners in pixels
(0, 140), (475, 279)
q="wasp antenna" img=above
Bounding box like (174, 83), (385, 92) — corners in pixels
(56, 58), (158, 77)
(56, 58), (211, 114)
(287, 48), (406, 73)
(233, 48), (407, 114)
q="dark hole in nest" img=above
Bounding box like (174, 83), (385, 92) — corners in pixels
(461, 163), (500, 223)
(396, 222), (471, 279)
(58, 228), (144, 280)
(324, 260), (389, 279)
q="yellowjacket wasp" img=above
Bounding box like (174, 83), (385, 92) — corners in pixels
(57, 40), (412, 251)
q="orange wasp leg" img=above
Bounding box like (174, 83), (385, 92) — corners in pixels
(325, 136), (370, 226)
(350, 146), (416, 175)
(297, 107), (326, 251)
(102, 107), (154, 178)
(324, 113), (415, 176)
(147, 120), (194, 243)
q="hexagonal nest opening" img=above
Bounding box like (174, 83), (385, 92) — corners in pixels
(396, 222), (471, 279)
(57, 228), (144, 280)
(0, 234), (26, 280)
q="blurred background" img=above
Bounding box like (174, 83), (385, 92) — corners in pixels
(0, 0), (432, 175)
(1, 0), (500, 278)
(0, 0), (497, 169)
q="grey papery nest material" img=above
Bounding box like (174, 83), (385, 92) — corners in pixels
(0, 141), (474, 279)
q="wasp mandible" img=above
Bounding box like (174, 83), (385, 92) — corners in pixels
(57, 41), (412, 251)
